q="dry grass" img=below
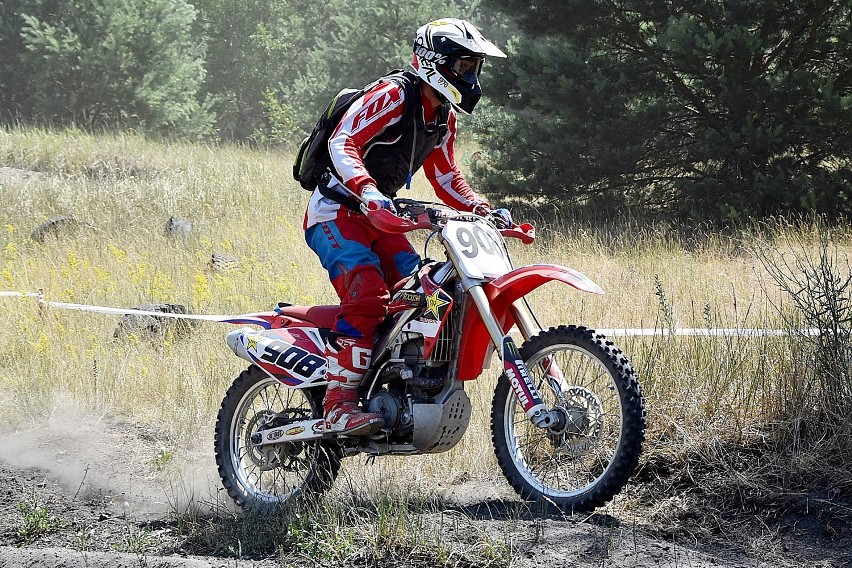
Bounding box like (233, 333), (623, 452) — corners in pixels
(2, 125), (851, 559)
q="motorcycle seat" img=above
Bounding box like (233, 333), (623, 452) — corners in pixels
(277, 305), (340, 329)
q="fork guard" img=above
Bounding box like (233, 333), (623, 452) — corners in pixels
(456, 264), (604, 381)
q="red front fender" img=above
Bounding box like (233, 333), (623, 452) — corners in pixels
(455, 264), (604, 380)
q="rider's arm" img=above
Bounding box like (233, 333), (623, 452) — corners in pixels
(423, 110), (489, 213)
(327, 82), (405, 197)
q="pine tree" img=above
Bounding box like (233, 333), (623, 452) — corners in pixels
(2, 0), (213, 138)
(477, 0), (852, 219)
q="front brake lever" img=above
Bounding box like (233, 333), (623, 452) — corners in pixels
(394, 198), (427, 219)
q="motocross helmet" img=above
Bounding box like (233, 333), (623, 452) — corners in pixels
(411, 18), (506, 114)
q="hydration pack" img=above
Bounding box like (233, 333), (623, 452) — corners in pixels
(292, 70), (420, 191)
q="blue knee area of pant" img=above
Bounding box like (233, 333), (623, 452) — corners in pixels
(305, 222), (380, 281)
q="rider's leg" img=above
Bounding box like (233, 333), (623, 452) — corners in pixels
(305, 219), (392, 434)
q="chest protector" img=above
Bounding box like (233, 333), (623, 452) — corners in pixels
(362, 77), (451, 196)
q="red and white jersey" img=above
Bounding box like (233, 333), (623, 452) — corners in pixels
(303, 80), (488, 230)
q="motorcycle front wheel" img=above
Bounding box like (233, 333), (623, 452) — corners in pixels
(214, 365), (340, 511)
(491, 325), (645, 512)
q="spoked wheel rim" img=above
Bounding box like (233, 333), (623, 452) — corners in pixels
(229, 376), (321, 505)
(503, 343), (624, 499)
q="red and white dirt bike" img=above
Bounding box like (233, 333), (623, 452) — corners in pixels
(215, 198), (645, 512)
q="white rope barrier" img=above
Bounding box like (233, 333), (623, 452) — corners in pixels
(0, 291), (41, 298)
(596, 327), (822, 337)
(0, 290), (826, 336)
(1, 290), (278, 328)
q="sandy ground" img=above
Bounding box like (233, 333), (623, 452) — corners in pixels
(1, 410), (849, 568)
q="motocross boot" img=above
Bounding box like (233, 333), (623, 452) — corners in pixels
(322, 336), (384, 435)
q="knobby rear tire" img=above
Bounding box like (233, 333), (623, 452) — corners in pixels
(491, 325), (645, 512)
(214, 365), (340, 511)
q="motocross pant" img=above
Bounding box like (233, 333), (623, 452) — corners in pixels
(305, 214), (420, 343)
(306, 214), (420, 432)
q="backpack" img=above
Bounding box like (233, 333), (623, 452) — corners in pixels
(292, 70), (419, 191)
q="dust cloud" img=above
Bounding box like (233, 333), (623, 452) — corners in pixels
(0, 403), (220, 516)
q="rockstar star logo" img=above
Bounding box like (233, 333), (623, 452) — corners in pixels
(425, 290), (450, 320)
(246, 333), (259, 351)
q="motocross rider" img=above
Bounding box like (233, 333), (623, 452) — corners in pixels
(304, 18), (509, 435)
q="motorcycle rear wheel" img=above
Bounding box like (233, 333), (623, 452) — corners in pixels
(491, 325), (645, 512)
(214, 365), (340, 511)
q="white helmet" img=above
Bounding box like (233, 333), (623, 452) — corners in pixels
(411, 18), (506, 114)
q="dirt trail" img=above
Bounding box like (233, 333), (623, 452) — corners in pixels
(0, 411), (847, 568)
(0, 408), (212, 516)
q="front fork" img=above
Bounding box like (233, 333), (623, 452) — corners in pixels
(468, 286), (565, 429)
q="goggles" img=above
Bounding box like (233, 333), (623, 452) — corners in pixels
(450, 56), (485, 84)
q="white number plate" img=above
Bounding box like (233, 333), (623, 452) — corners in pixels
(443, 220), (512, 279)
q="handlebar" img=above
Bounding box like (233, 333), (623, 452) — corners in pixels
(363, 198), (536, 244)
(363, 203), (433, 233)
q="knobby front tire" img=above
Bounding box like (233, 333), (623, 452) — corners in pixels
(491, 326), (646, 512)
(214, 365), (340, 511)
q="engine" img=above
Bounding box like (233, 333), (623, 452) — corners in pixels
(365, 336), (449, 441)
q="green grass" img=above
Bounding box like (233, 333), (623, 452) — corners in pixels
(16, 497), (62, 544)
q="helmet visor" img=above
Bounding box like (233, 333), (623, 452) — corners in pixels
(451, 56), (484, 84)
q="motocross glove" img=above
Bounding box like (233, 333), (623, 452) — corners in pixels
(472, 202), (491, 217)
(489, 208), (514, 229)
(361, 186), (396, 214)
